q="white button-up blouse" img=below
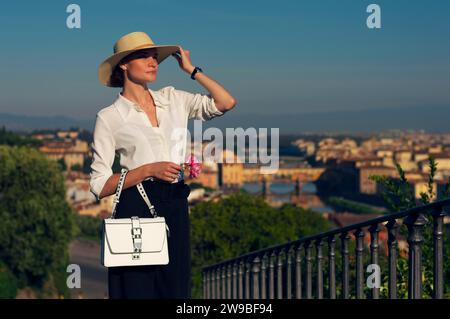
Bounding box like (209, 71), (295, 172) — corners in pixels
(89, 85), (224, 201)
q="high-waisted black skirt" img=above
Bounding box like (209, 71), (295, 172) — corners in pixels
(108, 178), (191, 299)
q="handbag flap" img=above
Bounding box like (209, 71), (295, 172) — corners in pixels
(104, 218), (167, 254)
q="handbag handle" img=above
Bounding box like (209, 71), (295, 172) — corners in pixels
(111, 168), (128, 219)
(111, 168), (158, 219)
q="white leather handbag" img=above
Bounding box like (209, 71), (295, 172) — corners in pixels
(101, 168), (170, 267)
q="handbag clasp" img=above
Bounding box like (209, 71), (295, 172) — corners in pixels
(131, 217), (143, 260)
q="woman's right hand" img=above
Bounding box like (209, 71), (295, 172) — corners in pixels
(146, 162), (182, 182)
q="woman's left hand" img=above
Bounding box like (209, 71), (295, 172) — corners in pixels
(172, 46), (195, 75)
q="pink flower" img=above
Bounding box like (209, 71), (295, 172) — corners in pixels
(185, 154), (202, 178)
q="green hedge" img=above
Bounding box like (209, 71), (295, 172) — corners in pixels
(0, 262), (18, 299)
(75, 215), (102, 242)
(327, 196), (383, 215)
(0, 145), (77, 297)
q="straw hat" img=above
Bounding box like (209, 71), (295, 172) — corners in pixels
(98, 31), (180, 87)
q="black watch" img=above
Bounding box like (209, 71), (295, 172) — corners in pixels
(190, 66), (203, 80)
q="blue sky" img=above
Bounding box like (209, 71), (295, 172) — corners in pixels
(0, 0), (449, 129)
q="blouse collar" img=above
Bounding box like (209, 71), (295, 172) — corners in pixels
(115, 88), (170, 119)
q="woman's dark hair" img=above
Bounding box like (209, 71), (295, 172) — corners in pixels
(110, 64), (124, 88)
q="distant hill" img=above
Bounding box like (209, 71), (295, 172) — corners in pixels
(197, 104), (450, 134)
(2, 104), (450, 134)
(0, 113), (93, 134)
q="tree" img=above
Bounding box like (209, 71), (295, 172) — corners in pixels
(189, 191), (332, 298)
(0, 145), (77, 297)
(0, 261), (18, 298)
(75, 215), (102, 242)
(77, 129), (93, 144)
(70, 163), (82, 172)
(0, 126), (42, 148)
(57, 157), (66, 171)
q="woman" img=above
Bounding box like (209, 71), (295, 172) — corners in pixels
(90, 31), (236, 299)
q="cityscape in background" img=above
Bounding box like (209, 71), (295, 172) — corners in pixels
(6, 125), (446, 298)
(28, 127), (450, 220)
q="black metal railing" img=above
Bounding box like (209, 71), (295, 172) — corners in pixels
(202, 198), (450, 299)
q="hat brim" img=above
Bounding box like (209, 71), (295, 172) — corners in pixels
(98, 45), (180, 87)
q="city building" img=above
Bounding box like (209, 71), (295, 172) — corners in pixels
(359, 166), (397, 195)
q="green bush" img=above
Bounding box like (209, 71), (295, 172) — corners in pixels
(0, 263), (18, 299)
(0, 126), (41, 148)
(57, 157), (67, 171)
(327, 196), (383, 215)
(70, 163), (82, 172)
(0, 145), (77, 295)
(75, 215), (102, 242)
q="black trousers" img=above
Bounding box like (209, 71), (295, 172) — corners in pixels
(108, 178), (191, 299)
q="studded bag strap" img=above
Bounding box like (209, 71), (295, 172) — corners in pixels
(136, 182), (157, 218)
(111, 168), (128, 219)
(136, 182), (170, 237)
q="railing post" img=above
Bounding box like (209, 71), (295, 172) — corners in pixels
(261, 253), (267, 300)
(405, 213), (428, 299)
(354, 228), (365, 299)
(295, 243), (303, 299)
(315, 239), (323, 299)
(327, 235), (336, 299)
(222, 265), (227, 299)
(305, 241), (313, 299)
(252, 256), (261, 299)
(276, 250), (283, 299)
(205, 269), (209, 299)
(269, 251), (275, 299)
(216, 266), (221, 299)
(210, 269), (214, 299)
(227, 263), (232, 299)
(238, 261), (244, 299)
(368, 224), (380, 299)
(245, 259), (251, 299)
(203, 270), (207, 299)
(232, 262), (238, 299)
(386, 220), (399, 299)
(432, 207), (446, 299)
(286, 247), (293, 299)
(340, 232), (350, 299)
(211, 268), (216, 299)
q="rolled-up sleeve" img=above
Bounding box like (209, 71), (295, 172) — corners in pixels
(89, 113), (115, 201)
(174, 88), (224, 121)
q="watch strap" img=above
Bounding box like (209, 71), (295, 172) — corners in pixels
(190, 66), (203, 80)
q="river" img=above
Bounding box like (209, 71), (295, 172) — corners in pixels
(242, 181), (335, 213)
